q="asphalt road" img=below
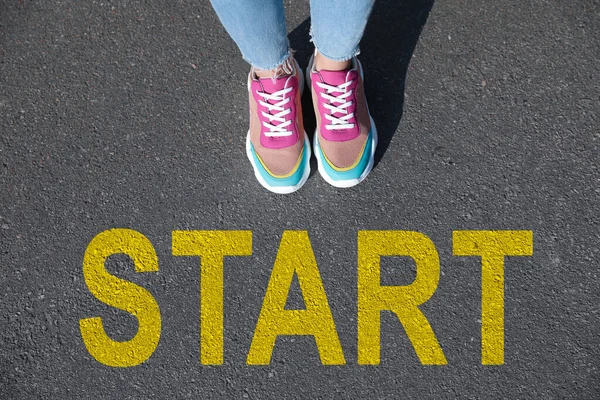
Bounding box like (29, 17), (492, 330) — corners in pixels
(1, 0), (599, 398)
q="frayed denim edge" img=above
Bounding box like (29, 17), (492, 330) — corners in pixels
(242, 48), (293, 72)
(309, 25), (361, 62)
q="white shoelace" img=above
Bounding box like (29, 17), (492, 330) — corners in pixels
(257, 87), (294, 137)
(317, 80), (355, 130)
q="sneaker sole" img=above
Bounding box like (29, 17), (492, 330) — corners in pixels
(245, 131), (311, 194)
(313, 116), (378, 188)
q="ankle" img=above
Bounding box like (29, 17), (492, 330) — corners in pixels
(314, 52), (351, 71)
(254, 57), (295, 79)
(254, 68), (278, 79)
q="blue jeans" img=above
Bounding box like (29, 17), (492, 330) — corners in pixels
(209, 0), (375, 70)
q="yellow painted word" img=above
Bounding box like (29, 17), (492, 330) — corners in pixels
(80, 229), (533, 367)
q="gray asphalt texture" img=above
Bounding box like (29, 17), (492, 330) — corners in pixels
(1, 0), (599, 398)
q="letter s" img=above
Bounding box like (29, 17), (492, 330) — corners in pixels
(79, 229), (161, 367)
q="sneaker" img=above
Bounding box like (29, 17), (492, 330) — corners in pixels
(306, 51), (377, 188)
(246, 57), (311, 194)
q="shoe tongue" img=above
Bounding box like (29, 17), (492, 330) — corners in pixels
(317, 69), (354, 86)
(258, 75), (295, 106)
(259, 75), (294, 93)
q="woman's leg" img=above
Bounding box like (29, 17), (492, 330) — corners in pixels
(310, 0), (375, 70)
(210, 0), (310, 193)
(209, 0), (290, 74)
(307, 0), (377, 187)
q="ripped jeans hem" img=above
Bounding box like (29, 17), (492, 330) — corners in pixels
(243, 48), (293, 72)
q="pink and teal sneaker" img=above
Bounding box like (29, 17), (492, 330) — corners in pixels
(246, 57), (311, 194)
(307, 52), (378, 188)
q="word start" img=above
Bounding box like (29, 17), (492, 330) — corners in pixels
(80, 229), (533, 367)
